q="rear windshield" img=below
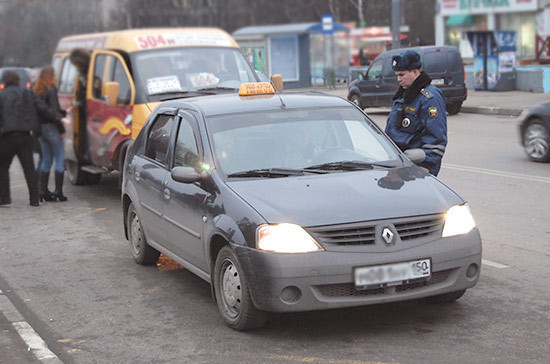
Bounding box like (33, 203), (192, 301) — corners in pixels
(423, 52), (447, 73)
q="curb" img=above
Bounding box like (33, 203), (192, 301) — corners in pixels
(0, 289), (63, 364)
(461, 106), (523, 117)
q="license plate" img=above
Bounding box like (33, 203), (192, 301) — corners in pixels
(354, 259), (431, 289)
(432, 78), (444, 85)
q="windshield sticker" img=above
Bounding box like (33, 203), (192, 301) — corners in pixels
(146, 76), (182, 94)
(135, 33), (232, 50)
(188, 73), (219, 88)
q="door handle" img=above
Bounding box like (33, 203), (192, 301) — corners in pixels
(163, 188), (171, 200)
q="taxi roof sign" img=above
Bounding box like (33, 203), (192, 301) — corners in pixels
(238, 82), (275, 96)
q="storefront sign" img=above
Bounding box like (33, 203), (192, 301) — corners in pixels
(440, 0), (537, 15)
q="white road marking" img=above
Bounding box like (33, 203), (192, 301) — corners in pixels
(482, 259), (509, 269)
(12, 321), (62, 362)
(444, 164), (550, 184)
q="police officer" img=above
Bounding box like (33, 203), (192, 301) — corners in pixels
(385, 50), (447, 176)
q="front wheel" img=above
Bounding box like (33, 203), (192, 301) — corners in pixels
(214, 246), (267, 330)
(127, 202), (160, 265)
(523, 118), (550, 162)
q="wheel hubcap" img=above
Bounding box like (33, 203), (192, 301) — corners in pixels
(525, 124), (549, 159)
(221, 261), (242, 317)
(130, 212), (142, 255)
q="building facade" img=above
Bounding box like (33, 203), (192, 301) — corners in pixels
(435, 0), (550, 61)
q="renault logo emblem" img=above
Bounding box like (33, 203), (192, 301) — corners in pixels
(382, 227), (394, 245)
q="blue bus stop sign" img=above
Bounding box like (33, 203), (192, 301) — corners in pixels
(322, 14), (334, 35)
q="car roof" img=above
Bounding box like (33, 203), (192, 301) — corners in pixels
(377, 45), (458, 59)
(158, 91), (353, 118)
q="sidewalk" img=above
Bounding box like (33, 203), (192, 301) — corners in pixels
(294, 84), (548, 116)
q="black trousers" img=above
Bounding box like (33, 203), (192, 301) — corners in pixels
(0, 132), (39, 205)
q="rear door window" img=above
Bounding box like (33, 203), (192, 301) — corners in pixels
(445, 51), (461, 72)
(423, 51), (447, 73)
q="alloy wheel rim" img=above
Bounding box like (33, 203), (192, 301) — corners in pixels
(525, 124), (549, 159)
(220, 260), (242, 318)
(130, 212), (142, 255)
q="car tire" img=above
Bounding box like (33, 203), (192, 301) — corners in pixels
(214, 246), (267, 331)
(350, 94), (364, 110)
(523, 118), (550, 162)
(426, 289), (466, 303)
(65, 160), (88, 185)
(86, 173), (102, 185)
(127, 202), (160, 265)
(446, 102), (462, 115)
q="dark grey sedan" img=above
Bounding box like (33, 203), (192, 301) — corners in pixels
(122, 86), (482, 330)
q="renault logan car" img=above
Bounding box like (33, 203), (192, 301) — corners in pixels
(122, 82), (482, 330)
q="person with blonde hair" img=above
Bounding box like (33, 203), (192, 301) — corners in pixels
(34, 66), (68, 201)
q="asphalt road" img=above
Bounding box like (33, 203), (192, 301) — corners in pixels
(1, 111), (549, 363)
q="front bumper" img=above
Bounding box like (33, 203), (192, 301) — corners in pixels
(235, 229), (482, 312)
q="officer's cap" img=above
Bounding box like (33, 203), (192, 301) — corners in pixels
(392, 50), (422, 71)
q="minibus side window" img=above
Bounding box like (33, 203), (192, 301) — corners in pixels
(92, 54), (108, 100)
(52, 56), (62, 84)
(112, 58), (131, 105)
(59, 59), (77, 95)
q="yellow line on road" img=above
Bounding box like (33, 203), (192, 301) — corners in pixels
(74, 208), (107, 218)
(443, 164), (550, 184)
(266, 355), (396, 364)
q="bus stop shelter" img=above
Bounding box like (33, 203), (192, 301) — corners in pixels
(233, 22), (350, 88)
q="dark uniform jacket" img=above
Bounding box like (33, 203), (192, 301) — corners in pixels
(0, 85), (59, 136)
(385, 72), (447, 176)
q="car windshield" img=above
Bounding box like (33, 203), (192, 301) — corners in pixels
(132, 47), (257, 97)
(206, 107), (402, 177)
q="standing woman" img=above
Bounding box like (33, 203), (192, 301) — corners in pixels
(34, 66), (68, 201)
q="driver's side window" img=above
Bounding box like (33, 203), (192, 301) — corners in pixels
(366, 59), (383, 80)
(174, 116), (200, 168)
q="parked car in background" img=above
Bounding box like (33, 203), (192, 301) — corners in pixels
(518, 101), (550, 162)
(348, 46), (467, 115)
(122, 82), (482, 331)
(0, 67), (32, 90)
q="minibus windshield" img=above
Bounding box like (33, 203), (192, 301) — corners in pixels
(132, 47), (257, 97)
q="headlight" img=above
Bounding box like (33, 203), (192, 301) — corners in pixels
(442, 204), (476, 237)
(256, 223), (324, 253)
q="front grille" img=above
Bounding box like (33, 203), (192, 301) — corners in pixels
(307, 214), (444, 247)
(395, 216), (445, 241)
(316, 270), (450, 298)
(308, 225), (376, 246)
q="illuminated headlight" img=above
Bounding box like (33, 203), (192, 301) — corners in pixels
(442, 204), (476, 237)
(256, 223), (324, 253)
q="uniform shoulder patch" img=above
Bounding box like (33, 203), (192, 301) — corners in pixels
(420, 88), (433, 99)
(428, 107), (438, 117)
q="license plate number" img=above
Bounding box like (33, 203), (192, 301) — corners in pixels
(354, 259), (431, 289)
(432, 78), (444, 85)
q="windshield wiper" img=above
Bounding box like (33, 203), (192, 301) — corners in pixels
(197, 86), (237, 91)
(227, 168), (305, 178)
(304, 160), (391, 171)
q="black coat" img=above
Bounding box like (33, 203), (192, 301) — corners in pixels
(0, 85), (59, 136)
(39, 86), (66, 134)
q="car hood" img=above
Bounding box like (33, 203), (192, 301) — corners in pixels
(225, 167), (463, 227)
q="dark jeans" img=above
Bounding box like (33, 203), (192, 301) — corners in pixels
(0, 132), (39, 205)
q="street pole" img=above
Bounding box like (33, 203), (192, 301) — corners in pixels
(391, 0), (401, 50)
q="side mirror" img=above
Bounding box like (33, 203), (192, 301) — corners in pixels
(104, 81), (120, 107)
(404, 148), (426, 165)
(270, 74), (283, 92)
(171, 166), (201, 184)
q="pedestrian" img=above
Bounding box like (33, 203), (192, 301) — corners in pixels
(69, 48), (91, 159)
(384, 50), (447, 176)
(0, 70), (61, 206)
(33, 66), (68, 202)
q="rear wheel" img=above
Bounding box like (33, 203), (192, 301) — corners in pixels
(127, 202), (160, 265)
(65, 160), (88, 185)
(446, 102), (462, 115)
(214, 246), (267, 330)
(523, 118), (550, 162)
(350, 94), (364, 110)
